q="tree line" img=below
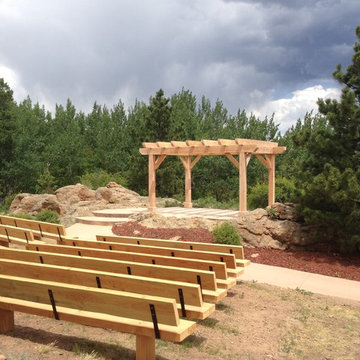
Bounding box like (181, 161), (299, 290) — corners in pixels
(0, 27), (359, 252)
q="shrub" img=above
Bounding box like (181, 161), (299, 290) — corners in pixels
(80, 170), (128, 190)
(35, 210), (60, 224)
(212, 222), (242, 245)
(248, 177), (298, 210)
(10, 212), (33, 220)
(0, 193), (17, 213)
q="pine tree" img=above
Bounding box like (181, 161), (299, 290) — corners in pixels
(297, 27), (360, 252)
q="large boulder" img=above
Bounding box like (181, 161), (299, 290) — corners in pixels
(95, 182), (141, 204)
(55, 184), (96, 204)
(9, 182), (147, 226)
(237, 203), (319, 250)
(10, 193), (62, 215)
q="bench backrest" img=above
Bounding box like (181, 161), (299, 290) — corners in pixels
(4, 246), (218, 291)
(0, 224), (34, 245)
(0, 215), (65, 241)
(97, 234), (244, 259)
(59, 238), (237, 269)
(0, 274), (179, 325)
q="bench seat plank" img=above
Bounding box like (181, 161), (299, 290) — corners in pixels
(0, 274), (180, 325)
(0, 297), (196, 342)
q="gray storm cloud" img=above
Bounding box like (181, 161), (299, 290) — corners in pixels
(0, 0), (359, 128)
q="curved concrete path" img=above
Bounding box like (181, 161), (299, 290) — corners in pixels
(66, 223), (360, 303)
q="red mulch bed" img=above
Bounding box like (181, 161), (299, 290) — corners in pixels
(112, 222), (360, 282)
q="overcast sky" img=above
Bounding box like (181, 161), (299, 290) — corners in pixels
(1, 0), (359, 132)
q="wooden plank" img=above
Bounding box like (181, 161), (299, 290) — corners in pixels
(58, 238), (237, 269)
(148, 154), (156, 211)
(96, 235), (245, 260)
(267, 154), (275, 207)
(0, 224), (34, 244)
(0, 308), (14, 333)
(225, 153), (239, 169)
(239, 151), (247, 211)
(171, 141), (187, 147)
(0, 297), (196, 342)
(0, 258), (204, 308)
(235, 138), (278, 147)
(136, 334), (155, 360)
(3, 247), (218, 292)
(140, 144), (262, 156)
(0, 274), (180, 326)
(0, 215), (65, 241)
(28, 241), (228, 280)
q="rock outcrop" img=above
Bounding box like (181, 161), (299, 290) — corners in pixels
(10, 182), (147, 226)
(237, 203), (319, 250)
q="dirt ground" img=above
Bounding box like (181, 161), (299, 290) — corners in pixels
(1, 281), (359, 360)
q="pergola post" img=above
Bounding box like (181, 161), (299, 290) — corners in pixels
(239, 151), (247, 212)
(148, 154), (156, 213)
(183, 156), (192, 208)
(267, 154), (275, 206)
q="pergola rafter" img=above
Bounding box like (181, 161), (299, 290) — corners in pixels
(139, 138), (286, 215)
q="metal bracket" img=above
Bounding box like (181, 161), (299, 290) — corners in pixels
(38, 224), (43, 238)
(149, 304), (160, 339)
(96, 276), (102, 288)
(39, 256), (44, 264)
(48, 289), (59, 320)
(197, 275), (203, 300)
(127, 266), (131, 275)
(57, 227), (63, 242)
(178, 289), (186, 317)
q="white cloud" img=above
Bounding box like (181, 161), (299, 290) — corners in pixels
(0, 64), (27, 101)
(252, 85), (341, 132)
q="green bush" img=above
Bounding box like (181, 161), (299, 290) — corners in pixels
(10, 212), (33, 220)
(35, 210), (60, 224)
(0, 193), (17, 213)
(80, 170), (128, 190)
(248, 177), (298, 210)
(212, 222), (242, 245)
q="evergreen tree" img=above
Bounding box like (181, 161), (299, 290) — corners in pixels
(0, 78), (16, 197)
(297, 27), (360, 252)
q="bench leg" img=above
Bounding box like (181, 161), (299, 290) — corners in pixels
(136, 334), (155, 360)
(0, 309), (14, 333)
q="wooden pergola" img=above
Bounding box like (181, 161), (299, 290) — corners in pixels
(139, 138), (286, 214)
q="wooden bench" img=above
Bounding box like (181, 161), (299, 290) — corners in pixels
(0, 255), (215, 320)
(97, 234), (251, 268)
(0, 215), (66, 242)
(0, 272), (196, 360)
(8, 245), (227, 302)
